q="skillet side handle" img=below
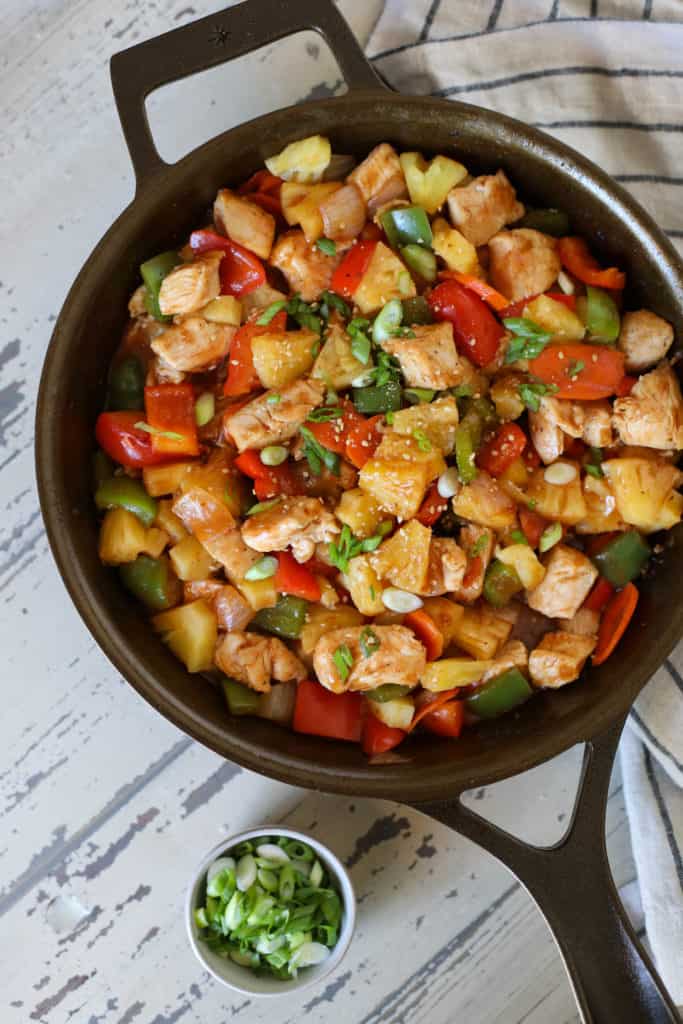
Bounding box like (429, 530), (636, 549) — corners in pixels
(110, 0), (384, 188)
(413, 714), (681, 1024)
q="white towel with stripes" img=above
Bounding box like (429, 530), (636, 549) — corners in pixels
(366, 0), (683, 1003)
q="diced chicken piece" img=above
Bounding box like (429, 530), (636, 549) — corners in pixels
(223, 377), (324, 452)
(347, 143), (407, 216)
(149, 357), (186, 385)
(480, 640), (528, 683)
(241, 496), (339, 563)
(183, 580), (254, 631)
(419, 538), (467, 596)
(128, 284), (148, 318)
(151, 317), (236, 373)
(446, 170), (524, 247)
(172, 490), (260, 582)
(214, 188), (276, 260)
(528, 631), (596, 689)
(214, 632), (306, 693)
(613, 363), (683, 450)
(527, 543), (598, 620)
(313, 625), (426, 694)
(383, 322), (463, 390)
(320, 183), (366, 243)
(455, 524), (494, 604)
(582, 401), (614, 449)
(158, 252), (222, 316)
(557, 606), (600, 637)
(488, 229), (561, 302)
(269, 230), (341, 302)
(618, 310), (674, 372)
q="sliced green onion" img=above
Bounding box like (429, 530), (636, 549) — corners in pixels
(539, 522), (563, 553)
(195, 392), (215, 426)
(134, 421), (184, 441)
(260, 445), (288, 466)
(244, 555), (278, 581)
(246, 497), (282, 516)
(316, 238), (337, 256)
(256, 300), (288, 326)
(309, 861), (324, 889)
(372, 298), (403, 343)
(266, 393), (281, 404)
(256, 843), (290, 864)
(404, 387), (435, 405)
(235, 854), (257, 892)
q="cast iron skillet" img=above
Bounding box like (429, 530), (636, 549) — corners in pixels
(36, 2), (683, 1020)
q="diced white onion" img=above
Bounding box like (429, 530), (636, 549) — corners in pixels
(557, 270), (575, 295)
(437, 467), (460, 499)
(255, 843), (290, 864)
(381, 588), (424, 613)
(544, 462), (577, 485)
(207, 856), (235, 884)
(235, 853), (257, 892)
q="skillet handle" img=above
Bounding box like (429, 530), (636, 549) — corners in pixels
(110, 0), (384, 188)
(412, 714), (681, 1024)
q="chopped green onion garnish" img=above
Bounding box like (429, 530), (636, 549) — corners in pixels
(133, 421), (184, 441)
(316, 238), (337, 256)
(246, 497), (282, 516)
(194, 391), (215, 426)
(404, 387), (435, 405)
(539, 522), (562, 553)
(413, 428), (432, 452)
(333, 644), (354, 682)
(244, 555), (278, 581)
(260, 445), (288, 466)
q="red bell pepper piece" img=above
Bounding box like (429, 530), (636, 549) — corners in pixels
(331, 241), (377, 299)
(476, 423), (527, 477)
(529, 343), (625, 400)
(144, 383), (199, 457)
(95, 411), (173, 469)
(362, 714), (406, 756)
(415, 482), (448, 527)
(545, 291), (577, 310)
(223, 310), (287, 397)
(428, 279), (504, 367)
(306, 418), (347, 456)
(438, 271), (509, 311)
(592, 582), (639, 666)
(360, 222), (383, 242)
(249, 192), (283, 218)
(189, 230), (265, 296)
(275, 551), (322, 602)
(557, 237), (626, 290)
(420, 699), (465, 738)
(584, 577), (616, 613)
(237, 170), (283, 196)
(519, 506), (548, 548)
(408, 688), (460, 732)
(234, 448), (300, 500)
(615, 374), (637, 397)
(293, 680), (363, 742)
(404, 609), (444, 661)
(345, 413), (384, 469)
(500, 291), (577, 319)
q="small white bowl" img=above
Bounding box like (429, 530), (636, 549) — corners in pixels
(185, 826), (356, 997)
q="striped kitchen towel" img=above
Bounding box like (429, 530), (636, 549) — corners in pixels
(366, 0), (683, 1003)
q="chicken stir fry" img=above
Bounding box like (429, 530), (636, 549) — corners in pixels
(94, 134), (681, 758)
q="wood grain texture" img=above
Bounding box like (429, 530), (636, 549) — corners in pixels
(0, 2), (649, 1022)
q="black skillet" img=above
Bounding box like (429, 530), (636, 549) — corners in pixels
(35, 1), (683, 1020)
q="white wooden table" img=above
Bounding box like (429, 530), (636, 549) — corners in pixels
(0, 3), (644, 1021)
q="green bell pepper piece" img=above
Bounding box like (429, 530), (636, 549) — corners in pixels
(95, 476), (158, 526)
(454, 421), (479, 484)
(222, 677), (262, 716)
(404, 388), (435, 405)
(119, 554), (181, 611)
(577, 286), (620, 344)
(352, 380), (403, 414)
(140, 250), (179, 322)
(107, 355), (145, 411)
(483, 560), (523, 608)
(593, 530), (650, 587)
(372, 299), (403, 343)
(402, 296), (434, 325)
(365, 684), (412, 703)
(516, 209), (570, 237)
(466, 668), (533, 719)
(380, 206), (433, 249)
(93, 449), (114, 490)
(400, 244), (437, 282)
(462, 396), (499, 431)
(252, 595), (308, 639)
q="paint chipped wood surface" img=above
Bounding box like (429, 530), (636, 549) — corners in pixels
(0, 2), (645, 1022)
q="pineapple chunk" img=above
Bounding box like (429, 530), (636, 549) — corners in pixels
(236, 577), (278, 611)
(155, 499), (189, 544)
(168, 535), (216, 581)
(391, 396), (459, 454)
(451, 472), (517, 531)
(368, 696), (415, 729)
(354, 242), (416, 315)
(526, 462), (587, 525)
(399, 152), (468, 214)
(372, 519), (432, 592)
(375, 431), (446, 482)
(265, 134), (331, 183)
(99, 508), (168, 565)
(313, 321), (366, 389)
(199, 295), (242, 325)
(497, 543), (546, 590)
(251, 328), (317, 389)
(180, 448), (249, 520)
(421, 658), (495, 691)
(431, 217), (479, 275)
(422, 597), (465, 646)
(143, 460), (194, 497)
(603, 457), (683, 533)
(575, 474), (625, 535)
(359, 456), (429, 521)
(343, 554), (384, 615)
(336, 488), (387, 538)
(451, 605), (512, 660)
(490, 373), (527, 421)
(152, 599), (217, 673)
(281, 181), (342, 243)
(523, 295), (585, 342)
(300, 605), (364, 657)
